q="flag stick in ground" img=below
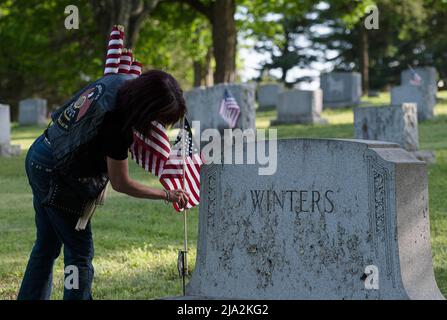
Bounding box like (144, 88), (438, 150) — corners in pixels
(181, 116), (188, 296)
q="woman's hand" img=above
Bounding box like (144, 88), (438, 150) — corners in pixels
(166, 190), (189, 209)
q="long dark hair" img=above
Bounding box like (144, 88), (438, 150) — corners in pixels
(116, 70), (187, 136)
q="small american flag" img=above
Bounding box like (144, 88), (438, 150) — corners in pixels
(104, 25), (124, 76)
(129, 60), (143, 77)
(409, 66), (423, 86)
(219, 89), (241, 129)
(159, 118), (202, 212)
(118, 49), (132, 74)
(130, 122), (171, 177)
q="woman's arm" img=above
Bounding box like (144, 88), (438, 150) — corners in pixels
(106, 157), (189, 207)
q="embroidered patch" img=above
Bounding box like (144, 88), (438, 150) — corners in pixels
(57, 83), (105, 131)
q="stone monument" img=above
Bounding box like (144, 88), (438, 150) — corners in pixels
(185, 84), (256, 134)
(257, 84), (283, 110)
(320, 72), (362, 108)
(182, 139), (443, 300)
(18, 98), (48, 125)
(0, 104), (21, 157)
(271, 89), (327, 125)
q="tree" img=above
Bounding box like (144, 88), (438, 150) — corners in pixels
(242, 0), (318, 86)
(89, 0), (160, 50)
(172, 0), (237, 84)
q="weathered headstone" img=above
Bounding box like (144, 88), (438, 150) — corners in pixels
(257, 84), (283, 110)
(354, 104), (419, 151)
(0, 104), (21, 157)
(320, 72), (362, 108)
(401, 67), (438, 96)
(271, 89), (327, 125)
(185, 83), (256, 134)
(18, 98), (48, 125)
(391, 85), (435, 121)
(183, 139), (443, 300)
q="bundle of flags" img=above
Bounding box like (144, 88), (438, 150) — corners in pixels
(104, 25), (143, 77)
(219, 89), (241, 128)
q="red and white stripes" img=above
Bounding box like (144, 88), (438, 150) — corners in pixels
(104, 25), (124, 76)
(104, 25), (144, 77)
(129, 60), (143, 77)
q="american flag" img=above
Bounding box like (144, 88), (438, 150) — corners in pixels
(118, 49), (133, 74)
(409, 66), (423, 86)
(130, 122), (171, 177)
(159, 118), (202, 212)
(104, 25), (124, 76)
(129, 60), (143, 77)
(219, 89), (241, 129)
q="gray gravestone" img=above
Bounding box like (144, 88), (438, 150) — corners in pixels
(18, 98), (47, 125)
(320, 72), (362, 108)
(354, 104), (419, 151)
(0, 104), (21, 157)
(391, 85), (435, 121)
(271, 89), (327, 125)
(401, 67), (438, 95)
(182, 139), (443, 300)
(185, 83), (256, 134)
(257, 84), (283, 110)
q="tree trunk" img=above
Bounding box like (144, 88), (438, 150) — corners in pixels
(193, 61), (203, 87)
(210, 0), (237, 83)
(359, 24), (369, 95)
(204, 46), (214, 86)
(90, 0), (160, 52)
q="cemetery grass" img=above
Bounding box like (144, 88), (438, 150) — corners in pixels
(0, 92), (446, 299)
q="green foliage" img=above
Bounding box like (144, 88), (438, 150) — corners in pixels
(0, 0), (102, 110)
(136, 2), (212, 89)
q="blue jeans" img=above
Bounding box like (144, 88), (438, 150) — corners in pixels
(18, 135), (94, 300)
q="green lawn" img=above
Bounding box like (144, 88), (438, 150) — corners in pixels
(1, 92), (446, 299)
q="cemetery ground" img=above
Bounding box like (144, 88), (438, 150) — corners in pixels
(0, 92), (446, 300)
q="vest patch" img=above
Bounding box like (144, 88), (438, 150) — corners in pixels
(56, 84), (105, 131)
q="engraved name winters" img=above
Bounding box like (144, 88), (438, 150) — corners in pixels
(250, 189), (335, 214)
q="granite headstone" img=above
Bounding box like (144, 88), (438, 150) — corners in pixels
(0, 104), (21, 157)
(354, 104), (419, 151)
(401, 67), (438, 96)
(18, 98), (47, 125)
(257, 84), (283, 110)
(183, 139), (443, 300)
(271, 89), (327, 125)
(391, 85), (435, 121)
(320, 72), (362, 108)
(185, 84), (256, 134)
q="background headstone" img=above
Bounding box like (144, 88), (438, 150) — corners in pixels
(401, 67), (438, 96)
(354, 104), (419, 151)
(185, 83), (256, 135)
(184, 139), (443, 300)
(391, 85), (435, 121)
(18, 98), (47, 125)
(271, 89), (327, 125)
(0, 104), (21, 157)
(320, 72), (362, 108)
(257, 84), (283, 110)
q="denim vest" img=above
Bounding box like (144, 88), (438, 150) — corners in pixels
(47, 73), (133, 170)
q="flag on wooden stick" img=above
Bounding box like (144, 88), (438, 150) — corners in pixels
(219, 89), (241, 128)
(104, 25), (124, 75)
(159, 118), (202, 212)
